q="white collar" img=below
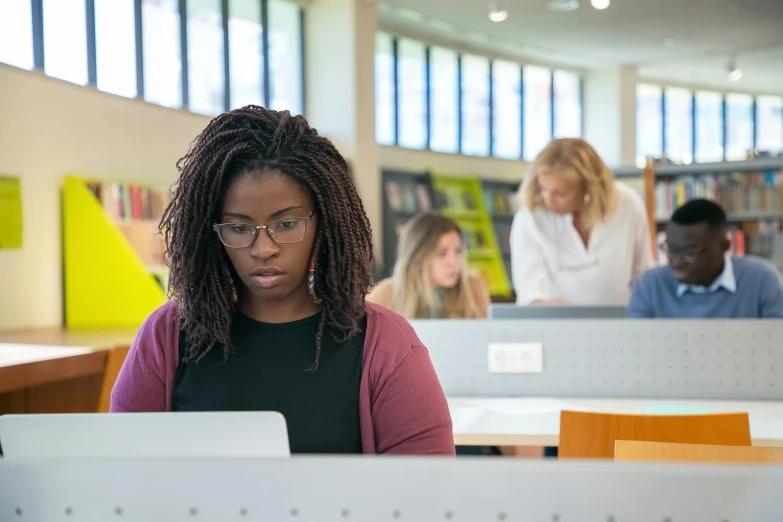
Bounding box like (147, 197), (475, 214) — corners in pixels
(676, 254), (736, 298)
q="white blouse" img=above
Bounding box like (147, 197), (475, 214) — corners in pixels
(510, 182), (653, 306)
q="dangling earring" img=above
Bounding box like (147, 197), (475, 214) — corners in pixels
(308, 257), (321, 304)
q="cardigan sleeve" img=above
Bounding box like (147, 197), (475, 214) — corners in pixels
(110, 301), (178, 412)
(367, 310), (455, 455)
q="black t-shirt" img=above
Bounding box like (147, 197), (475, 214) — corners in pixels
(172, 312), (365, 454)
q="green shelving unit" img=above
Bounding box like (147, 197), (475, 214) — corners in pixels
(431, 173), (511, 297)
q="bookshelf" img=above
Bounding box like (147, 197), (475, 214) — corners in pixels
(62, 176), (168, 329)
(381, 170), (436, 277)
(431, 173), (512, 297)
(616, 158), (783, 269)
(481, 179), (519, 289)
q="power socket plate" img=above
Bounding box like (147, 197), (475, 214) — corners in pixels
(487, 343), (544, 374)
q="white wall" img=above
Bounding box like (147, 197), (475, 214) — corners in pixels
(380, 146), (525, 182)
(0, 65), (211, 330)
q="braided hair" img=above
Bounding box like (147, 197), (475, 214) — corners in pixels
(159, 105), (374, 371)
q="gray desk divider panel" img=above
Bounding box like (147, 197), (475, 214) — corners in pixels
(411, 319), (783, 400)
(2, 458), (783, 521)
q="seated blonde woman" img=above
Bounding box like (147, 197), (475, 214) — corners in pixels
(369, 213), (490, 319)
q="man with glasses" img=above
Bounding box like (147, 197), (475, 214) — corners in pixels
(627, 199), (783, 318)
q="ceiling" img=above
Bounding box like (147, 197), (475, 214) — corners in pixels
(378, 0), (783, 94)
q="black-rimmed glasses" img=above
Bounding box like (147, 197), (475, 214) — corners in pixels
(661, 241), (708, 264)
(213, 211), (314, 248)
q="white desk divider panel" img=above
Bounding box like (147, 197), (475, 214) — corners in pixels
(2, 458), (782, 521)
(412, 319), (783, 400)
(0, 412), (290, 458)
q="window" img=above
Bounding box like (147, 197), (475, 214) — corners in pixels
(553, 70), (581, 138)
(460, 54), (490, 157)
(268, 0), (303, 115)
(492, 60), (521, 160)
(756, 96), (783, 154)
(429, 46), (458, 154)
(664, 87), (693, 164)
(95, 0), (137, 98)
(42, 0), (88, 85)
(143, 0), (182, 109)
(725, 93), (754, 161)
(0, 0), (34, 70)
(695, 91), (723, 163)
(636, 84), (663, 168)
(523, 66), (552, 161)
(229, 0), (263, 109)
(375, 33), (396, 146)
(187, 0), (224, 115)
(397, 38), (427, 149)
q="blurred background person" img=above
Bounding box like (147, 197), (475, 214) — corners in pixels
(511, 138), (653, 306)
(368, 213), (490, 319)
(628, 199), (783, 318)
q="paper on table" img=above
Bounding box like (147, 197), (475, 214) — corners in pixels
(0, 344), (92, 368)
(0, 175), (23, 249)
(460, 398), (586, 415)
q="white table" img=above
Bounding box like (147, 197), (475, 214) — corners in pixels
(449, 397), (783, 447)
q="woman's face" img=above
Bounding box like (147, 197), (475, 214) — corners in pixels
(537, 171), (583, 216)
(219, 171), (317, 305)
(429, 230), (464, 289)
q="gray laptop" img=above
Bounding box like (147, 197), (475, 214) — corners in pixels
(0, 412), (290, 459)
(488, 303), (627, 319)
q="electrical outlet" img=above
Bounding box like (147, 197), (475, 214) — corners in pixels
(487, 343), (544, 374)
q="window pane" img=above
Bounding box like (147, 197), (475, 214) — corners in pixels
(397, 38), (427, 150)
(375, 33), (396, 146)
(523, 66), (552, 161)
(695, 91), (723, 163)
(726, 93), (754, 161)
(756, 96), (783, 154)
(268, 0), (303, 115)
(636, 84), (663, 168)
(461, 54), (490, 157)
(0, 0), (34, 70)
(664, 87), (693, 164)
(492, 60), (521, 159)
(553, 70), (581, 138)
(229, 0), (263, 109)
(187, 0), (224, 115)
(429, 46), (458, 154)
(143, 0), (182, 109)
(43, 0), (88, 84)
(95, 0), (137, 98)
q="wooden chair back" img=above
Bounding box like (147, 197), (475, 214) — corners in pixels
(97, 346), (130, 413)
(615, 440), (783, 464)
(559, 410), (751, 459)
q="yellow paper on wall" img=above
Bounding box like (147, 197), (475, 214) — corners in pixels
(0, 175), (23, 249)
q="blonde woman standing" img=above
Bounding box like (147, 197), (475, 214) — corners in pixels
(368, 213), (490, 319)
(511, 138), (653, 306)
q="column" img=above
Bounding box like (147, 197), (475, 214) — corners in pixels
(583, 65), (638, 167)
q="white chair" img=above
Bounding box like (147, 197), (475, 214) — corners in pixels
(0, 412), (290, 458)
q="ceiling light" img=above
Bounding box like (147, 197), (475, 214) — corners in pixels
(548, 0), (579, 12)
(488, 2), (508, 22)
(591, 0), (610, 8)
(727, 58), (742, 82)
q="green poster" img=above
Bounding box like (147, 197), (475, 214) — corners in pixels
(0, 175), (23, 249)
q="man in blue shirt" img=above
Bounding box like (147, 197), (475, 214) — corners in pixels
(628, 199), (783, 318)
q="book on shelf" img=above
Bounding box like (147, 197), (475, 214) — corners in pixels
(85, 181), (170, 222)
(654, 172), (781, 221)
(385, 180), (431, 213)
(483, 188), (516, 216)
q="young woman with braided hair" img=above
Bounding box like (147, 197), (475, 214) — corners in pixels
(111, 106), (454, 455)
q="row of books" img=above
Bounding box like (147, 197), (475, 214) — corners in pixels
(434, 187), (478, 212)
(86, 181), (171, 222)
(483, 188), (516, 216)
(385, 181), (432, 213)
(654, 172), (781, 219)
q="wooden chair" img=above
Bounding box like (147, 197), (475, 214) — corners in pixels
(97, 346), (130, 413)
(615, 440), (783, 464)
(559, 410), (751, 459)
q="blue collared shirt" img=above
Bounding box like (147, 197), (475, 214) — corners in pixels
(676, 254), (737, 298)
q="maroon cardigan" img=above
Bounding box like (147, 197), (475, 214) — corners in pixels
(110, 300), (455, 455)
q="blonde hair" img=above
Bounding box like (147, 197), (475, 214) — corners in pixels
(521, 138), (617, 230)
(390, 213), (481, 319)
